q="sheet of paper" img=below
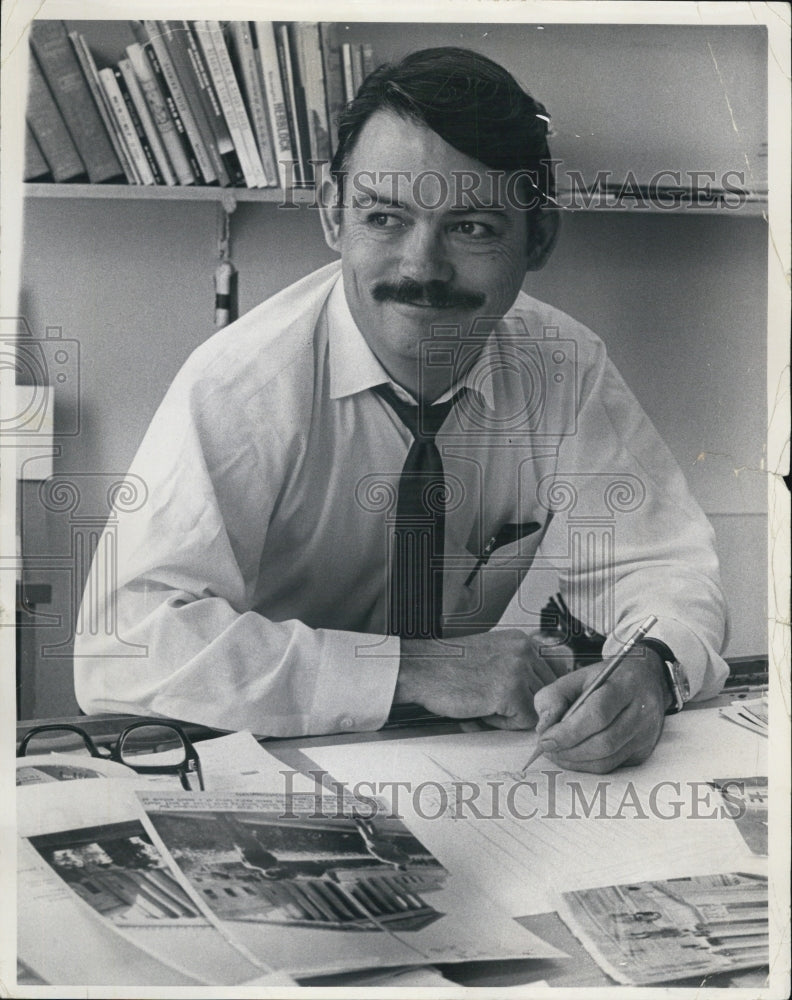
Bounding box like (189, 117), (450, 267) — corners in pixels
(138, 788), (564, 977)
(17, 838), (203, 987)
(16, 752), (137, 785)
(196, 729), (318, 793)
(307, 709), (768, 918)
(557, 871), (768, 985)
(17, 779), (277, 986)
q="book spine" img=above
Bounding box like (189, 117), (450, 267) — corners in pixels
(98, 67), (153, 184)
(126, 42), (195, 185)
(183, 21), (243, 185)
(69, 32), (136, 184)
(24, 124), (52, 181)
(278, 24), (314, 186)
(29, 20), (122, 183)
(143, 20), (216, 184)
(274, 24), (304, 185)
(137, 32), (202, 184)
(351, 43), (364, 97)
(296, 23), (331, 165)
(115, 65), (161, 184)
(25, 54), (86, 182)
(362, 43), (375, 81)
(319, 23), (345, 155)
(254, 22), (295, 190)
(227, 22), (279, 186)
(198, 20), (270, 188)
(118, 57), (176, 185)
(160, 20), (231, 186)
(341, 42), (355, 103)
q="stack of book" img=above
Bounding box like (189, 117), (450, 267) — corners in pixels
(25, 21), (375, 189)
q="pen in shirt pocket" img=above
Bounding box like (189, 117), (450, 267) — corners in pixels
(464, 521), (541, 587)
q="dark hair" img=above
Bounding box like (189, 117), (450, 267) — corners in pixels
(330, 47), (555, 204)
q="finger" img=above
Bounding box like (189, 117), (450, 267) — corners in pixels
(533, 668), (599, 734)
(482, 708), (537, 731)
(538, 673), (634, 749)
(541, 701), (636, 763)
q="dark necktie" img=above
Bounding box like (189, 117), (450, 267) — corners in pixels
(373, 382), (466, 640)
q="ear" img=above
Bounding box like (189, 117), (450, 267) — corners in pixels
(525, 208), (560, 271)
(317, 170), (344, 253)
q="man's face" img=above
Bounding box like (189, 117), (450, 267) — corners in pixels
(327, 110), (531, 397)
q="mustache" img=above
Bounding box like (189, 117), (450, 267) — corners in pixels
(372, 279), (486, 310)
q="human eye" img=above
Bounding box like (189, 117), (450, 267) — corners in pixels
(366, 212), (404, 230)
(449, 219), (497, 239)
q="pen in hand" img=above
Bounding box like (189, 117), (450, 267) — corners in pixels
(519, 614), (659, 776)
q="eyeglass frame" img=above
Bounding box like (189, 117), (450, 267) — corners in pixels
(17, 720), (205, 791)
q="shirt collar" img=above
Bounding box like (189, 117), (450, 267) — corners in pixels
(327, 276), (504, 410)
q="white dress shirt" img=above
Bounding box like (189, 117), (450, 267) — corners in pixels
(74, 261), (729, 735)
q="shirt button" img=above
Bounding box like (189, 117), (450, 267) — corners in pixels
(339, 717), (354, 730)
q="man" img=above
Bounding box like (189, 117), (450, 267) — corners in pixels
(74, 48), (729, 772)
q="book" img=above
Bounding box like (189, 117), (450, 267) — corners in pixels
(25, 54), (86, 182)
(319, 23), (345, 155)
(193, 20), (270, 188)
(133, 25), (202, 184)
(254, 22), (295, 189)
(351, 42), (364, 96)
(141, 19), (216, 184)
(114, 63), (162, 183)
(24, 125), (51, 181)
(118, 57), (176, 185)
(69, 31), (137, 184)
(29, 20), (122, 183)
(159, 20), (233, 186)
(341, 42), (355, 104)
(294, 23), (331, 165)
(98, 66), (154, 184)
(277, 24), (313, 186)
(226, 21), (279, 186)
(362, 43), (375, 80)
(126, 42), (195, 185)
(182, 21), (244, 185)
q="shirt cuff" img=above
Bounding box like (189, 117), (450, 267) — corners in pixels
(602, 616), (729, 702)
(309, 629), (401, 735)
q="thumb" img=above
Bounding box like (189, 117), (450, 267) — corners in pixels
(533, 670), (589, 734)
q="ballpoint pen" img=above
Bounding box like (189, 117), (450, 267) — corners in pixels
(519, 614), (659, 776)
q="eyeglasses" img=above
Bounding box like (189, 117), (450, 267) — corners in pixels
(17, 721), (204, 791)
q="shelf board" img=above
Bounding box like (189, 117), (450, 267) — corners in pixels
(22, 183), (768, 216)
(22, 183), (317, 205)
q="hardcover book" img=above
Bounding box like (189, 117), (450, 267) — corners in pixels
(26, 54), (86, 182)
(30, 20), (122, 183)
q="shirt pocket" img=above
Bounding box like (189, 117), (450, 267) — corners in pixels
(463, 520), (544, 586)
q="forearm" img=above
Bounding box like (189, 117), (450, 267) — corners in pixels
(74, 587), (400, 737)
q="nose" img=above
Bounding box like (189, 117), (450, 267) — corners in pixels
(398, 222), (454, 284)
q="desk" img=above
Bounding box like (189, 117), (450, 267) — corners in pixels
(15, 691), (771, 990)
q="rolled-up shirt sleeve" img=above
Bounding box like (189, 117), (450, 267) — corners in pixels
(74, 343), (401, 737)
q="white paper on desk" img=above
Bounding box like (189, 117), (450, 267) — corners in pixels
(197, 729), (318, 793)
(16, 779), (278, 986)
(16, 752), (138, 785)
(17, 837), (203, 987)
(307, 709), (768, 919)
(138, 788), (563, 977)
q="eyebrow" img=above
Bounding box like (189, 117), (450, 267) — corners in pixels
(353, 195), (509, 219)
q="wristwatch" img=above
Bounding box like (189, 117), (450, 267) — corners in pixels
(639, 638), (690, 714)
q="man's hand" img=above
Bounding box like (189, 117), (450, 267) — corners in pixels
(396, 630), (574, 730)
(531, 646), (672, 773)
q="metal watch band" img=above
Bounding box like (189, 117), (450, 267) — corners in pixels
(639, 638), (690, 714)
